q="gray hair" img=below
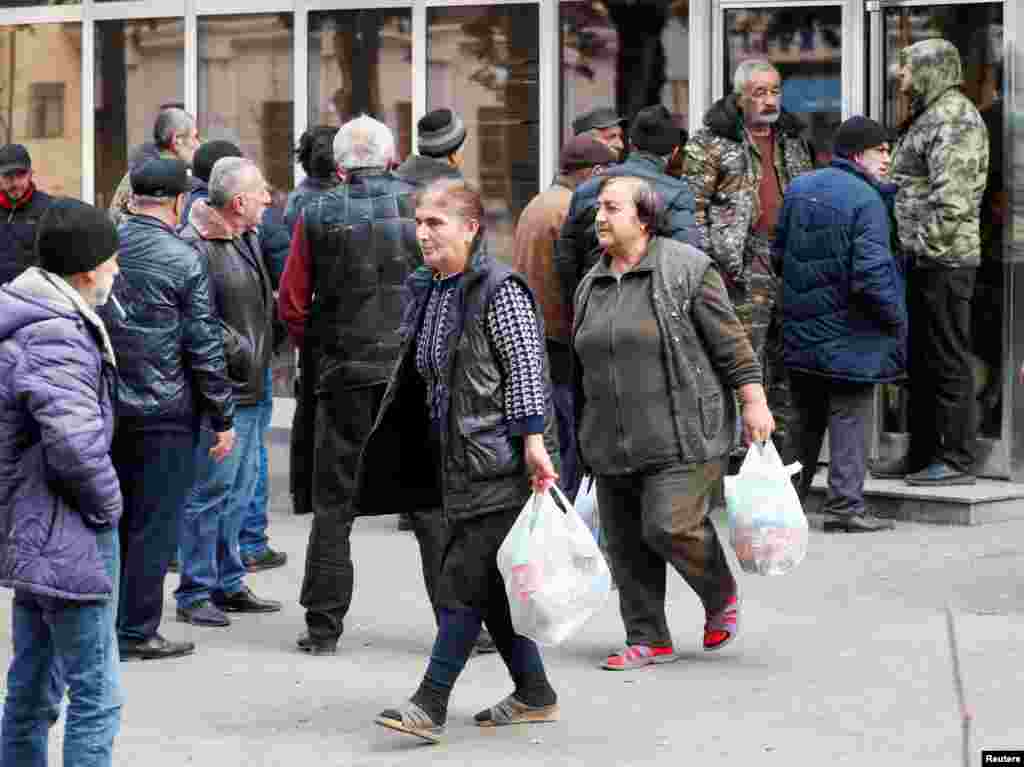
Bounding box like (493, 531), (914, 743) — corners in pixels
(733, 59), (780, 96)
(333, 115), (395, 171)
(153, 108), (194, 150)
(208, 157), (259, 208)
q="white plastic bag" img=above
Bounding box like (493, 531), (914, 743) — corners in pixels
(723, 441), (808, 576)
(497, 485), (612, 646)
(574, 477), (600, 545)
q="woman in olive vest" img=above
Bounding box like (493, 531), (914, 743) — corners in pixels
(573, 176), (774, 670)
(357, 179), (561, 743)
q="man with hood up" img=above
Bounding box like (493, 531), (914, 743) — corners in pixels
(870, 39), (988, 487)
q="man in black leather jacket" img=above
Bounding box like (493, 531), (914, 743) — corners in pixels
(102, 158), (236, 661)
(279, 115), (443, 656)
(175, 157), (282, 626)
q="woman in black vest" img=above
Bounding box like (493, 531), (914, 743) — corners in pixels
(358, 179), (561, 743)
(573, 176), (774, 670)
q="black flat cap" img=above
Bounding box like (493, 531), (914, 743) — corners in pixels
(572, 107), (623, 135)
(0, 144), (31, 175)
(130, 158), (190, 198)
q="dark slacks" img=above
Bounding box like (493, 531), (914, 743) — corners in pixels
(552, 382), (581, 502)
(289, 339), (318, 516)
(907, 267), (976, 473)
(299, 383), (445, 639)
(596, 460), (735, 648)
(112, 429), (196, 643)
(788, 372), (875, 517)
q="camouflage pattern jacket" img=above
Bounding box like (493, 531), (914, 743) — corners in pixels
(891, 39), (989, 269)
(682, 95), (814, 283)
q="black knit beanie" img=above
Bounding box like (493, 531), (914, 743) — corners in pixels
(833, 116), (891, 159)
(36, 198), (119, 277)
(417, 109), (467, 158)
(629, 105), (680, 157)
(193, 140), (243, 182)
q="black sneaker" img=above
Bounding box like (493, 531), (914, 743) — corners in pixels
(296, 632), (339, 655)
(905, 462), (976, 487)
(869, 457), (914, 479)
(176, 599), (231, 627)
(242, 548), (288, 572)
(473, 630), (498, 655)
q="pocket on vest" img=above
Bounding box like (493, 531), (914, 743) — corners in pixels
(459, 420), (521, 481)
(699, 392), (724, 441)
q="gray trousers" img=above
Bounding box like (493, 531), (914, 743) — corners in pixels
(788, 371), (874, 517)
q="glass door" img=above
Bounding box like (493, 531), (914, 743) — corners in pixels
(869, 0), (1006, 477)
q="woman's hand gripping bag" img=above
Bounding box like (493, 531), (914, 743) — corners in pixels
(724, 441), (808, 576)
(497, 485), (612, 646)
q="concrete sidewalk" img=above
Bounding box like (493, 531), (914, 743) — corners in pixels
(1, 438), (1022, 766)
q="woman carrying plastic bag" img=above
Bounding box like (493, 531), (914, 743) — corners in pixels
(724, 441), (808, 576)
(497, 485), (612, 646)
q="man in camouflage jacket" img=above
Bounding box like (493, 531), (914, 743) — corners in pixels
(871, 38), (989, 486)
(682, 61), (814, 452)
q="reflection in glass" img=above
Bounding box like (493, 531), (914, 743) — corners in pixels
(95, 19), (184, 209)
(309, 10), (412, 159)
(561, 0), (689, 142)
(428, 5), (538, 261)
(881, 4), (1004, 443)
(198, 14), (293, 202)
(724, 7), (842, 162)
(0, 24), (82, 198)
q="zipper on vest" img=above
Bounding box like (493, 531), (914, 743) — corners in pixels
(611, 278), (627, 465)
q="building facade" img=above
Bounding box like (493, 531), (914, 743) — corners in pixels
(1, 0), (1021, 480)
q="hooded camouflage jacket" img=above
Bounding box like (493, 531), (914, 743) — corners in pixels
(892, 39), (988, 269)
(682, 94), (814, 283)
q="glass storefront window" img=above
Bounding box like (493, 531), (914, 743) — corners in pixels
(94, 19), (184, 209)
(561, 0), (689, 143)
(0, 24), (82, 198)
(198, 14), (293, 203)
(881, 4), (1005, 443)
(309, 9), (412, 158)
(724, 7), (842, 162)
(427, 5), (538, 261)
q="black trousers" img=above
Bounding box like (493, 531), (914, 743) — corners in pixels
(299, 383), (446, 640)
(289, 339), (318, 516)
(907, 267), (976, 473)
(789, 372), (874, 517)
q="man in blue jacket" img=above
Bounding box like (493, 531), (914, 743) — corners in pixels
(0, 199), (123, 765)
(774, 117), (906, 533)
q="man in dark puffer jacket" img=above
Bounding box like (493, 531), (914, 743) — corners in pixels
(775, 117), (906, 533)
(279, 115), (443, 657)
(101, 158), (237, 660)
(0, 199), (123, 765)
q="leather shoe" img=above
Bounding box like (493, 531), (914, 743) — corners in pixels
(212, 586), (282, 613)
(905, 461), (976, 486)
(824, 514), (895, 533)
(177, 599), (231, 627)
(242, 548), (288, 572)
(472, 630), (498, 656)
(869, 457), (914, 479)
(119, 634), (196, 660)
(296, 632), (338, 655)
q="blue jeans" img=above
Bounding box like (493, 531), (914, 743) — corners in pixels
(552, 382), (582, 502)
(175, 405), (263, 608)
(2, 529), (122, 767)
(240, 371), (273, 559)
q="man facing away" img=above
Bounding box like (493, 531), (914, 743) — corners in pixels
(175, 157), (281, 626)
(775, 117), (906, 533)
(394, 108), (467, 188)
(108, 107), (200, 227)
(870, 38), (989, 486)
(279, 115), (442, 656)
(101, 157), (237, 659)
(0, 143), (53, 285)
(513, 134), (617, 501)
(0, 198), (123, 766)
